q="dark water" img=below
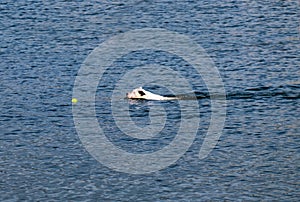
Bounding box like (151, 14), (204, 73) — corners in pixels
(1, 0), (299, 201)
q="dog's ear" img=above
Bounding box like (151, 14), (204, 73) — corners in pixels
(138, 90), (146, 96)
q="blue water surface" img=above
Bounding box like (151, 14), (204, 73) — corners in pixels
(1, 0), (299, 201)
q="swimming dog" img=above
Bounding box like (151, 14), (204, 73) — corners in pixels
(126, 87), (177, 100)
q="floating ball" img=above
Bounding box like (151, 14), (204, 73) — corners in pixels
(72, 98), (78, 103)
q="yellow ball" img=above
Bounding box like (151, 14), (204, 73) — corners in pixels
(72, 98), (78, 103)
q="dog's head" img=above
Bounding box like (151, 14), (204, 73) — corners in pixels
(126, 87), (147, 99)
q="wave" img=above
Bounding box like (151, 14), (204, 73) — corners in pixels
(175, 84), (300, 100)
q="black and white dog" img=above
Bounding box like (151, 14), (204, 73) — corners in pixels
(126, 87), (177, 100)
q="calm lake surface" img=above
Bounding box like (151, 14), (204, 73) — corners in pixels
(1, 0), (299, 201)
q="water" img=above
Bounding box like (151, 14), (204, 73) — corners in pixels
(1, 0), (299, 201)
